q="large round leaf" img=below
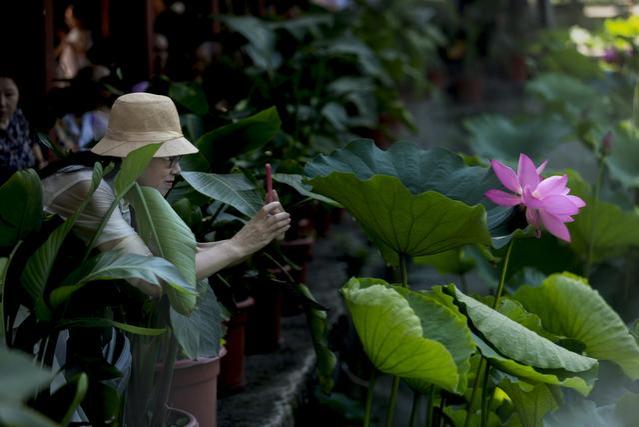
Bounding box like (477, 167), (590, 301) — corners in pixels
(602, 122), (639, 189)
(310, 173), (491, 264)
(305, 139), (512, 246)
(566, 170), (639, 263)
(395, 286), (475, 393)
(445, 285), (597, 373)
(464, 114), (571, 164)
(474, 333), (595, 396)
(514, 273), (639, 380)
(341, 278), (461, 393)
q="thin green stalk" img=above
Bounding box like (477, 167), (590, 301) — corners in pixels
(409, 391), (420, 427)
(492, 239), (515, 309)
(385, 376), (401, 427)
(460, 274), (469, 293)
(480, 361), (491, 427)
(426, 386), (436, 427)
(150, 312), (178, 427)
(399, 253), (409, 288)
(585, 156), (605, 277)
(463, 359), (484, 427)
(364, 369), (378, 427)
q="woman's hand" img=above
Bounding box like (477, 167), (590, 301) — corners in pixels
(229, 200), (291, 258)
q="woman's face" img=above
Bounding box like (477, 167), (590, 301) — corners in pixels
(137, 156), (181, 196)
(0, 77), (19, 127)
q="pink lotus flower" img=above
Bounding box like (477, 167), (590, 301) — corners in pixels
(485, 154), (586, 242)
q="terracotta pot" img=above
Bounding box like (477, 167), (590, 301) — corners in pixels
(220, 297), (255, 393)
(508, 54), (527, 83)
(167, 407), (199, 427)
(167, 349), (226, 427)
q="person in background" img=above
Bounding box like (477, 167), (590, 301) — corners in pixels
(0, 73), (46, 184)
(55, 3), (93, 84)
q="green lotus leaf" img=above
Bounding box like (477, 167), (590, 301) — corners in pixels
(272, 173), (342, 207)
(565, 170), (639, 263)
(340, 278), (461, 393)
(394, 286), (475, 394)
(464, 113), (571, 164)
(514, 272), (639, 380)
(499, 379), (560, 427)
(445, 285), (597, 373)
(309, 173), (491, 264)
(474, 333), (595, 396)
(305, 139), (513, 247)
(543, 396), (620, 427)
(602, 122), (639, 189)
(169, 81), (209, 116)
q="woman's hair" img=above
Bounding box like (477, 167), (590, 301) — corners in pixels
(38, 150), (121, 180)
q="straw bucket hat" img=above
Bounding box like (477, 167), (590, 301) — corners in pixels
(91, 92), (198, 157)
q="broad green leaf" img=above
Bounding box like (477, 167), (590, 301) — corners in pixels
(21, 163), (104, 304)
(272, 173), (342, 207)
(0, 403), (59, 427)
(309, 173), (491, 265)
(299, 284), (337, 394)
(499, 379), (559, 427)
(170, 281), (223, 358)
(0, 169), (42, 251)
(181, 172), (262, 217)
(169, 81), (209, 115)
(565, 170), (639, 263)
(305, 139), (510, 244)
(603, 122), (639, 189)
(543, 397), (620, 427)
(526, 73), (609, 123)
(395, 286), (475, 394)
(222, 16), (282, 71)
(55, 317), (166, 336)
(129, 185), (197, 315)
(473, 334), (595, 396)
(0, 347), (54, 403)
(614, 391), (639, 426)
(514, 273), (639, 379)
(464, 114), (571, 164)
(341, 278), (460, 393)
(446, 285), (597, 373)
(114, 143), (162, 196)
(50, 251), (195, 308)
(54, 373), (88, 426)
(196, 107), (281, 171)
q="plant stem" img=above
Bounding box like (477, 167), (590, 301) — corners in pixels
(426, 386), (436, 427)
(364, 369), (377, 427)
(399, 253), (409, 288)
(150, 328), (179, 427)
(460, 274), (468, 293)
(492, 239), (515, 309)
(385, 376), (401, 427)
(439, 394), (447, 427)
(463, 359), (484, 427)
(409, 391), (420, 427)
(480, 361), (491, 427)
(585, 155), (605, 277)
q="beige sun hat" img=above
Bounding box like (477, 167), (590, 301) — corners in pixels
(91, 92), (199, 157)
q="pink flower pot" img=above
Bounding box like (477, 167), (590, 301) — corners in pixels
(167, 349), (226, 427)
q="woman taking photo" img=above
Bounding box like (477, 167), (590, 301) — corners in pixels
(42, 92), (291, 296)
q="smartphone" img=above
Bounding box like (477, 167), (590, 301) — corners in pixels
(265, 163), (273, 203)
